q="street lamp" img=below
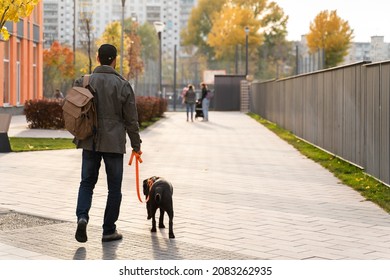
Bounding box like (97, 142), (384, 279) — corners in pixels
(120, 0), (126, 76)
(154, 21), (165, 98)
(73, 0), (76, 65)
(244, 26), (249, 77)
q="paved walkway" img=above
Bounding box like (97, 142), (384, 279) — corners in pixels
(1, 111), (390, 260)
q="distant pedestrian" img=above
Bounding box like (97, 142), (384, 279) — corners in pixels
(181, 86), (188, 105)
(200, 82), (210, 121)
(54, 89), (64, 99)
(183, 84), (196, 122)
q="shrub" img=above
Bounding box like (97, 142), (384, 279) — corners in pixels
(24, 99), (64, 129)
(24, 96), (167, 129)
(158, 98), (168, 117)
(136, 96), (166, 123)
(136, 96), (154, 123)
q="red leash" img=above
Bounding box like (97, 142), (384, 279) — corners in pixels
(128, 150), (143, 203)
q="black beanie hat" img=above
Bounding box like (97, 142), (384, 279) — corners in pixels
(98, 44), (117, 65)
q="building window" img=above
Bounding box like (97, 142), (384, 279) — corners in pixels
(17, 20), (24, 37)
(33, 24), (40, 42)
(3, 40), (10, 105)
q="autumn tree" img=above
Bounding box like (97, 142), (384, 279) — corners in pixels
(135, 22), (160, 95)
(181, 0), (288, 78)
(74, 50), (91, 77)
(306, 10), (353, 68)
(208, 5), (262, 60)
(138, 22), (159, 62)
(256, 1), (293, 79)
(43, 41), (74, 97)
(79, 10), (95, 74)
(181, 0), (226, 61)
(124, 19), (144, 80)
(0, 0), (40, 40)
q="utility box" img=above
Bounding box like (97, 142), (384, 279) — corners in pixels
(0, 114), (12, 153)
(214, 75), (246, 111)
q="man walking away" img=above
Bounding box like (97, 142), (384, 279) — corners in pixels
(74, 44), (142, 243)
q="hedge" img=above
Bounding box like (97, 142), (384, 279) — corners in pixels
(24, 96), (167, 130)
(24, 99), (64, 129)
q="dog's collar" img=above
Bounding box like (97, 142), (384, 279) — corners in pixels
(146, 177), (161, 202)
(147, 177), (156, 189)
(147, 176), (161, 188)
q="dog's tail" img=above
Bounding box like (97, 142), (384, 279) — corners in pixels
(155, 193), (161, 204)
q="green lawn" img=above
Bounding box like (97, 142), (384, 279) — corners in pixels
(9, 137), (75, 152)
(8, 117), (161, 152)
(248, 112), (390, 214)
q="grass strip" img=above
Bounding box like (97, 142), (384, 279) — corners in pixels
(8, 117), (162, 152)
(9, 137), (75, 152)
(248, 112), (390, 214)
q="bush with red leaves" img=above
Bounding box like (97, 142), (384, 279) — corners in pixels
(24, 96), (166, 129)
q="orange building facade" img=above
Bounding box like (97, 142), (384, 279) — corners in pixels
(0, 2), (43, 114)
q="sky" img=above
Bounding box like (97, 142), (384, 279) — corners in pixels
(273, 0), (388, 42)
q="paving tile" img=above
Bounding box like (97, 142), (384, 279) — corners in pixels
(2, 112), (390, 260)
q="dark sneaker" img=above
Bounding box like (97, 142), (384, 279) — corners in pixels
(102, 230), (123, 242)
(75, 218), (88, 243)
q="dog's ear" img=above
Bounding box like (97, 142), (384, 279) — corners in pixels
(143, 180), (149, 196)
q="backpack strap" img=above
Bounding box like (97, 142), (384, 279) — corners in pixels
(83, 74), (96, 93)
(82, 74), (91, 88)
(82, 74), (97, 150)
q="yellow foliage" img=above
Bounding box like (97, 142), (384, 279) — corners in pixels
(96, 21), (130, 76)
(0, 0), (40, 40)
(1, 27), (10, 40)
(181, 0), (225, 48)
(306, 10), (353, 67)
(208, 5), (262, 59)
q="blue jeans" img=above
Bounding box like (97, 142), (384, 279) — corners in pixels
(76, 149), (123, 235)
(186, 102), (195, 120)
(202, 98), (210, 121)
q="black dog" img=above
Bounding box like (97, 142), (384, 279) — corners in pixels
(143, 176), (175, 238)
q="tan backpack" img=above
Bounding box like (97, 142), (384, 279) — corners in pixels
(62, 75), (97, 140)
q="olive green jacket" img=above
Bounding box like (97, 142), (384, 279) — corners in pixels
(73, 65), (141, 154)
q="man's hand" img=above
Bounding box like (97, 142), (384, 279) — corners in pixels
(129, 150), (143, 165)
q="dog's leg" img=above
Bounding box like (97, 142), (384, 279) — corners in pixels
(151, 209), (157, 232)
(168, 210), (175, 239)
(151, 216), (157, 232)
(159, 209), (165, 228)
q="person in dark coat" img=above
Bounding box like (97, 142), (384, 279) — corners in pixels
(74, 44), (142, 243)
(200, 82), (210, 121)
(183, 84), (196, 122)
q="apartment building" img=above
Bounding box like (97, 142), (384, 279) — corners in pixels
(42, 0), (198, 58)
(43, 0), (74, 48)
(296, 35), (390, 74)
(344, 36), (390, 64)
(0, 2), (44, 114)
